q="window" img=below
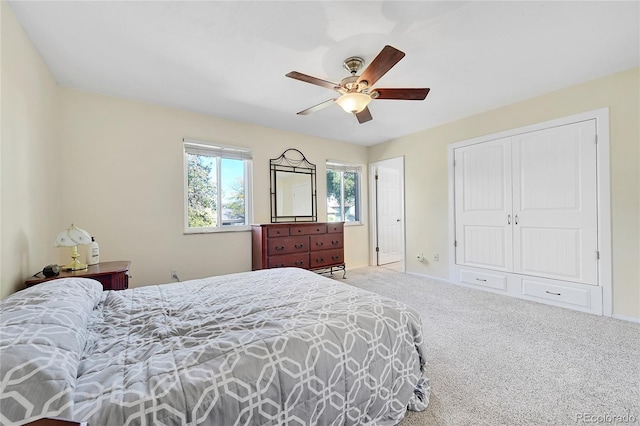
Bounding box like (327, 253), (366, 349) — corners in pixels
(184, 140), (252, 232)
(326, 161), (361, 223)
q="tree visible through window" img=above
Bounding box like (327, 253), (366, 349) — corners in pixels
(187, 154), (217, 227)
(184, 141), (251, 231)
(327, 162), (361, 223)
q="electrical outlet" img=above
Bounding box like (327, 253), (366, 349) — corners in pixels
(433, 253), (439, 262)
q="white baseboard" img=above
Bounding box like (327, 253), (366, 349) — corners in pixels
(612, 314), (640, 324)
(405, 271), (453, 284)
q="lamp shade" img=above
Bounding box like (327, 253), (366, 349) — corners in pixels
(55, 224), (92, 247)
(335, 92), (372, 114)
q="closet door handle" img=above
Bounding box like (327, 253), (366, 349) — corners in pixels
(515, 214), (519, 225)
(508, 214), (511, 225)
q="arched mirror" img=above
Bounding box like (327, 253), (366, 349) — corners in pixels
(270, 149), (317, 222)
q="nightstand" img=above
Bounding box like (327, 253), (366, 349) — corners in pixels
(25, 261), (131, 291)
(24, 418), (86, 426)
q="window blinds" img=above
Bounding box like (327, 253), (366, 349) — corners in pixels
(183, 138), (252, 160)
(326, 162), (360, 173)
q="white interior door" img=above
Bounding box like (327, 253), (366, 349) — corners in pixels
(454, 138), (513, 271)
(512, 120), (598, 284)
(371, 157), (404, 266)
(377, 163), (402, 265)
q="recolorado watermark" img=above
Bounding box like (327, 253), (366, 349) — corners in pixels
(576, 413), (637, 424)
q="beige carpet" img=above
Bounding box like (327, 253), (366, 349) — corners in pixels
(336, 267), (640, 426)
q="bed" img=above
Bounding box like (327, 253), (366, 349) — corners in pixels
(1, 267), (429, 425)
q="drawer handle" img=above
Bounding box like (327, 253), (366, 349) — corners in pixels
(331, 240), (339, 245)
(316, 257), (325, 262)
(294, 244), (304, 249)
(275, 245), (285, 251)
(475, 278), (487, 282)
(294, 260), (304, 266)
(332, 255), (340, 261)
(316, 228), (320, 232)
(316, 241), (324, 246)
(297, 229), (302, 233)
(545, 291), (561, 296)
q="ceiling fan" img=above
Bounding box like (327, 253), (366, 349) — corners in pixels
(286, 45), (430, 124)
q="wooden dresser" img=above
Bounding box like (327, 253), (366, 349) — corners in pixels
(252, 222), (345, 275)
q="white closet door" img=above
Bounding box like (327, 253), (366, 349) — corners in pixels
(455, 138), (513, 271)
(512, 120), (598, 284)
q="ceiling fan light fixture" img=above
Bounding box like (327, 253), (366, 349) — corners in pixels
(335, 92), (371, 114)
(286, 45), (428, 123)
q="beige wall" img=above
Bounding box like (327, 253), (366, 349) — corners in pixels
(369, 67), (640, 320)
(57, 89), (369, 286)
(0, 2), (63, 299)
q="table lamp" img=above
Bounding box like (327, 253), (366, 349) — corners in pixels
(55, 224), (92, 271)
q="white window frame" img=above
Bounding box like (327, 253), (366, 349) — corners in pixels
(326, 160), (362, 226)
(183, 138), (253, 233)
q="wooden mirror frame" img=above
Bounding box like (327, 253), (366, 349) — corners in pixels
(270, 149), (317, 223)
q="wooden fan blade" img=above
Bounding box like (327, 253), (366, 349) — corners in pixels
(297, 99), (335, 115)
(374, 88), (430, 100)
(355, 107), (373, 124)
(286, 71), (338, 90)
(357, 45), (405, 87)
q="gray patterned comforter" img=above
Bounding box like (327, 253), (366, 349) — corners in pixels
(1, 268), (429, 425)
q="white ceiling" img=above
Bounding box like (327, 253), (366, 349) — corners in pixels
(9, 1), (639, 146)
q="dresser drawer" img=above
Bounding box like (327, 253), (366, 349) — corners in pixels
(460, 269), (507, 291)
(327, 223), (343, 233)
(310, 249), (343, 268)
(310, 234), (343, 251)
(267, 235), (308, 256)
(93, 271), (128, 291)
(290, 224), (327, 235)
(267, 227), (289, 237)
(268, 253), (309, 269)
(521, 279), (591, 308)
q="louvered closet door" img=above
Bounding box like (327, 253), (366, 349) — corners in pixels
(455, 138), (513, 271)
(512, 120), (598, 285)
